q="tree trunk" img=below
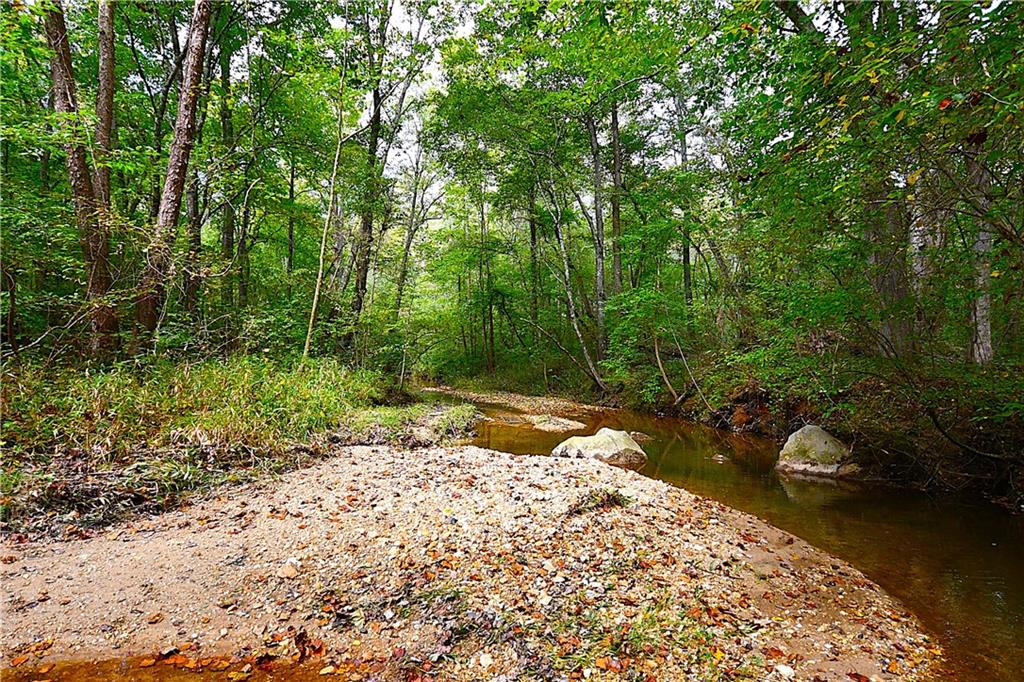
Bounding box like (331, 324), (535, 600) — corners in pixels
(287, 158), (296, 277)
(653, 334), (678, 402)
(303, 50), (350, 360)
(349, 85), (381, 332)
(481, 198), (495, 371)
(585, 114), (606, 358)
(841, 2), (912, 358)
(182, 37), (215, 316)
(1, 262), (16, 354)
(865, 181), (913, 357)
(39, 88), (50, 190)
(965, 138), (994, 364)
(219, 43), (237, 313)
(909, 169), (948, 289)
(528, 186), (539, 333)
(394, 218), (416, 318)
(546, 187), (606, 391)
(238, 198), (250, 307)
(674, 93), (693, 306)
(554, 217), (605, 391)
(458, 275), (467, 354)
(136, 0), (212, 337)
(327, 203), (348, 290)
(610, 104), (623, 294)
(44, 1), (119, 355)
(395, 147), (428, 319)
(774, 0), (814, 34)
(94, 0), (114, 208)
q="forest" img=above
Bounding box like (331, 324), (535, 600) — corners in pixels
(1, 2), (1024, 679)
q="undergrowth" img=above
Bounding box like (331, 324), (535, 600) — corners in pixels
(1, 356), (385, 460)
(0, 357), (475, 536)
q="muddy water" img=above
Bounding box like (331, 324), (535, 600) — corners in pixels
(463, 398), (1024, 682)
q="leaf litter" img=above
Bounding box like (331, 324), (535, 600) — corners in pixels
(1, 443), (941, 680)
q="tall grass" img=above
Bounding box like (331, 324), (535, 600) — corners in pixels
(1, 356), (387, 461)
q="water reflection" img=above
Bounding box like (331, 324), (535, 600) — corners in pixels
(458, 398), (1024, 682)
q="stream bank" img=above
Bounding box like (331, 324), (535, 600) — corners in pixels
(2, 443), (937, 681)
(424, 387), (1024, 682)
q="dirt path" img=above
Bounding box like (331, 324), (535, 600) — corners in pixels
(2, 442), (939, 680)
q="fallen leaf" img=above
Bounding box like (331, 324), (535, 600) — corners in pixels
(139, 658), (157, 668)
(146, 612), (164, 625)
(10, 655), (30, 667)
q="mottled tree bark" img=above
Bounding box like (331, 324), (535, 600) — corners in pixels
(846, 2), (912, 357)
(543, 184), (606, 391)
(137, 0), (212, 336)
(44, 2), (119, 355)
(909, 169), (949, 289)
(182, 36), (216, 316)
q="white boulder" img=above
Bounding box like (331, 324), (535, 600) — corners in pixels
(775, 425), (858, 478)
(552, 428), (648, 470)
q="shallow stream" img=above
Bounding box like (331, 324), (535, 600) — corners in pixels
(6, 395), (1021, 681)
(459, 396), (1024, 682)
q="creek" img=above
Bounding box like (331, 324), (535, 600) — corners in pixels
(459, 396), (1024, 682)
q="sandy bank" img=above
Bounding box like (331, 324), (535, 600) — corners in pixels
(1, 444), (939, 680)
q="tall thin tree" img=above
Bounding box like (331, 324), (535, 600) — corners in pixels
(43, 0), (119, 355)
(137, 0), (213, 338)
(304, 8), (351, 360)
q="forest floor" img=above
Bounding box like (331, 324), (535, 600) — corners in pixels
(2, 437), (941, 680)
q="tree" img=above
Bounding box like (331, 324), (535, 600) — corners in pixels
(43, 0), (118, 355)
(136, 0), (213, 338)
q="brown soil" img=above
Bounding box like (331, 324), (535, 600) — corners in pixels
(2, 442), (939, 680)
